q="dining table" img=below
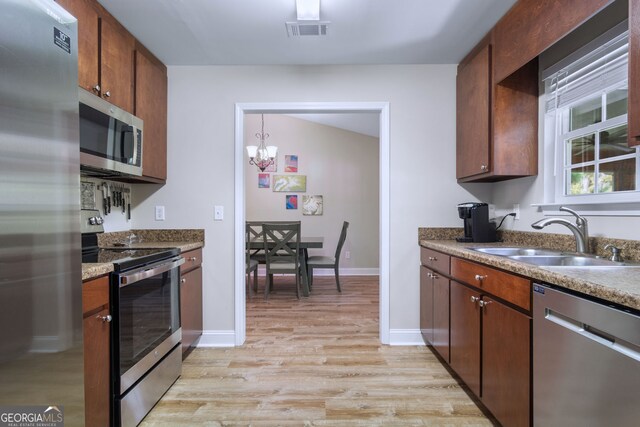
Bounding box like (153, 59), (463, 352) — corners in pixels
(248, 236), (323, 297)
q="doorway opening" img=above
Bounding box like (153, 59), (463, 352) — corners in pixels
(234, 102), (390, 345)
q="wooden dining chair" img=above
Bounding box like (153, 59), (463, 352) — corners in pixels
(262, 222), (301, 299)
(245, 223), (259, 298)
(307, 221), (349, 292)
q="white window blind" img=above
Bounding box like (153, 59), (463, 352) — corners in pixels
(544, 31), (628, 113)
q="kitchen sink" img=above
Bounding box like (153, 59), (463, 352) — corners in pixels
(508, 255), (626, 267)
(471, 247), (564, 256)
(470, 247), (638, 268)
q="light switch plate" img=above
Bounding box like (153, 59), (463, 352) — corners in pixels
(214, 205), (224, 221)
(155, 205), (165, 221)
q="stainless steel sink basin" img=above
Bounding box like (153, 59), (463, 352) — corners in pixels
(471, 247), (564, 256)
(508, 255), (626, 267)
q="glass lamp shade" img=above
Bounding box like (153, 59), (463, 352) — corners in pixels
(246, 145), (258, 158)
(266, 146), (278, 158)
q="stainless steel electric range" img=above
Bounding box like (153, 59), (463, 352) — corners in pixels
(81, 210), (184, 427)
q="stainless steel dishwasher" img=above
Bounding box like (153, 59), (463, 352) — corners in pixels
(533, 283), (640, 427)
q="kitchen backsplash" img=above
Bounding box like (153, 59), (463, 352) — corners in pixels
(81, 177), (133, 232)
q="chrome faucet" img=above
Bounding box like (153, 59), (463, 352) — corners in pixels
(531, 207), (590, 253)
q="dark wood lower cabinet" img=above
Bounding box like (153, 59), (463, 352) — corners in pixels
(419, 266), (434, 344)
(82, 276), (110, 427)
(482, 296), (531, 427)
(180, 266), (203, 354)
(432, 273), (450, 363)
(449, 281), (481, 397)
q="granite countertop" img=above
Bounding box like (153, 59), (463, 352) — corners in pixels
(420, 239), (640, 312)
(82, 229), (205, 282)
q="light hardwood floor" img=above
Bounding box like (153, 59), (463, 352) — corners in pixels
(141, 276), (492, 426)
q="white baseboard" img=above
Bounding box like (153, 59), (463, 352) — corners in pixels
(197, 330), (236, 347)
(257, 266), (379, 276)
(389, 329), (426, 346)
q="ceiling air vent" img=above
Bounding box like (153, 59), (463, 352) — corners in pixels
(286, 21), (330, 37)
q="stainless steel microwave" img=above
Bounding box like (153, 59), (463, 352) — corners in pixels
(79, 88), (143, 177)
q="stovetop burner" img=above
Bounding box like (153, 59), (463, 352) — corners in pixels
(82, 247), (180, 271)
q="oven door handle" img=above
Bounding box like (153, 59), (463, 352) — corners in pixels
(119, 257), (185, 287)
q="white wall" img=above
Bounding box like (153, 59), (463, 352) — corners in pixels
(244, 114), (379, 270)
(132, 65), (491, 336)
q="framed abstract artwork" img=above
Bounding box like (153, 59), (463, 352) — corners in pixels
(286, 195), (298, 209)
(272, 175), (306, 192)
(258, 173), (270, 188)
(285, 155), (298, 172)
(302, 195), (323, 216)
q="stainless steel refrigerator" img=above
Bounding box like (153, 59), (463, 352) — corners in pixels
(0, 0), (83, 425)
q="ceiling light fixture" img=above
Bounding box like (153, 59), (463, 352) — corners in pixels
(246, 114), (277, 172)
(296, 0), (320, 21)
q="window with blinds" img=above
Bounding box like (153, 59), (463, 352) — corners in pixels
(543, 29), (639, 202)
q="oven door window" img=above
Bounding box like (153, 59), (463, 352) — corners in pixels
(118, 268), (179, 376)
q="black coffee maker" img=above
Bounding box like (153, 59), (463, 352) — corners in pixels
(456, 202), (497, 243)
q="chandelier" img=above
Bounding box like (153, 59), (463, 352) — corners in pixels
(246, 114), (277, 172)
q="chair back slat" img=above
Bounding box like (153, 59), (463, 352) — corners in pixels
(263, 222), (301, 268)
(335, 221), (349, 259)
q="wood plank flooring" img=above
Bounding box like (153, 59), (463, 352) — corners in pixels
(141, 276), (492, 426)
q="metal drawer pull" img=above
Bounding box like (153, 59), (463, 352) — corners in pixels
(475, 274), (487, 281)
(428, 256), (437, 261)
(103, 90), (111, 98)
(188, 257), (197, 261)
(99, 314), (112, 323)
(431, 273), (439, 279)
(479, 300), (492, 308)
(426, 272), (433, 278)
(470, 296), (480, 303)
(180, 278), (186, 284)
(92, 84), (101, 93)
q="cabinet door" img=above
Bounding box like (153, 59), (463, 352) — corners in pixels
(630, 0), (640, 146)
(432, 273), (450, 363)
(449, 281), (481, 396)
(100, 16), (134, 112)
(482, 296), (531, 427)
(83, 308), (110, 427)
(135, 49), (168, 181)
(55, 0), (99, 93)
(419, 266), (434, 344)
(456, 44), (491, 179)
(180, 266), (203, 354)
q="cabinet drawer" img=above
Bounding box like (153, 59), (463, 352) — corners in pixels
(83, 275), (110, 316)
(181, 248), (202, 273)
(451, 258), (531, 311)
(420, 247), (450, 275)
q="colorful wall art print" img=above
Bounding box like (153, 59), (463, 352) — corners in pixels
(264, 157), (277, 172)
(258, 173), (270, 188)
(302, 195), (323, 216)
(286, 195), (298, 210)
(285, 155), (298, 172)
(272, 175), (307, 192)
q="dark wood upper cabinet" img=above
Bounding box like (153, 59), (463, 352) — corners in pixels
(100, 16), (135, 112)
(56, 0), (99, 94)
(493, 0), (614, 83)
(456, 44), (491, 179)
(456, 39), (538, 182)
(56, 0), (135, 112)
(135, 46), (168, 182)
(630, 0), (640, 146)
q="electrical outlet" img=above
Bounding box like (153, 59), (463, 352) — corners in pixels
(513, 203), (520, 220)
(214, 205), (224, 221)
(345, 251), (351, 259)
(488, 204), (496, 219)
(155, 205), (165, 221)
